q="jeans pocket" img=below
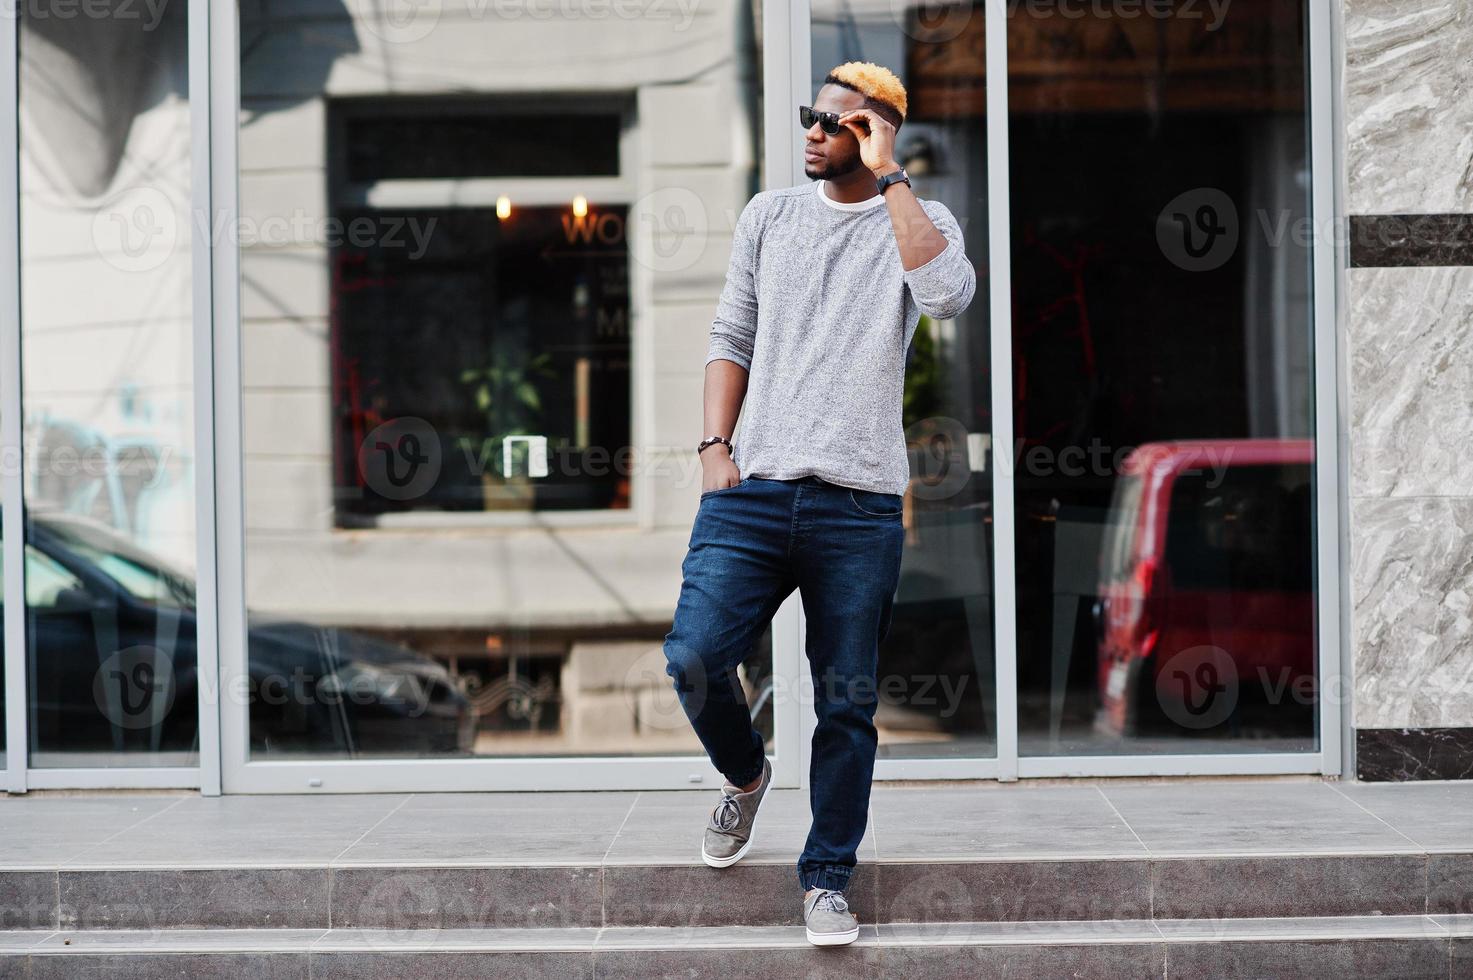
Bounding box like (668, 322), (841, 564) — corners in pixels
(701, 476), (748, 498)
(848, 487), (903, 517)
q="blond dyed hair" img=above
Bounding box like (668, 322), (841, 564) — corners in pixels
(823, 61), (907, 122)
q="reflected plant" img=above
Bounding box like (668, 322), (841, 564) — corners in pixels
(903, 313), (943, 431)
(456, 345), (557, 476)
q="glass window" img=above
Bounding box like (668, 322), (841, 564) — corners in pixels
(18, 0), (198, 768)
(811, 0), (995, 760)
(237, 0), (766, 760)
(1008, 1), (1318, 755)
(331, 198), (632, 519)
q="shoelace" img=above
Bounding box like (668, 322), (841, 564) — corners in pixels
(812, 889), (848, 914)
(711, 791), (741, 832)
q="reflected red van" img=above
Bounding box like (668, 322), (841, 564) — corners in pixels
(1094, 439), (1315, 736)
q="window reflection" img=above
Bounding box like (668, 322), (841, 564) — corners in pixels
(18, 0), (199, 767)
(1008, 0), (1318, 755)
(812, 0), (995, 759)
(333, 202), (632, 519)
(1095, 442), (1314, 741)
(23, 517), (198, 759)
(239, 0), (767, 759)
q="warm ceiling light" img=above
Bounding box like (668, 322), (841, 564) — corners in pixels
(496, 196), (511, 219)
(572, 195), (588, 218)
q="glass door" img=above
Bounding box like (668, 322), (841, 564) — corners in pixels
(1005, 0), (1339, 775)
(808, 1), (999, 779)
(806, 0), (1340, 780)
(216, 0), (814, 792)
(12, 0), (201, 784)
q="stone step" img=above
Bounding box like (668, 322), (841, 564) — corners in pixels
(0, 916), (1466, 979)
(3, 850), (1467, 931)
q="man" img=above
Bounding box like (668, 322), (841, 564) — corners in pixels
(661, 61), (976, 947)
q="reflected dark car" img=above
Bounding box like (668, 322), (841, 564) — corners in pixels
(1094, 440), (1315, 735)
(21, 509), (476, 757)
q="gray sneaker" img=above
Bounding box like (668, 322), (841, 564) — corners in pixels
(803, 887), (859, 946)
(700, 756), (771, 868)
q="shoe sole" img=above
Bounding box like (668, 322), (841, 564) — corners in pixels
(700, 770), (768, 869)
(700, 830), (753, 868)
(806, 925), (860, 946)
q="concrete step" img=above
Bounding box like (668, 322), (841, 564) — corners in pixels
(0, 916), (1466, 979)
(2, 849), (1467, 931)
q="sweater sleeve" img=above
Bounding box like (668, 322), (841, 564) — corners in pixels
(705, 194), (763, 371)
(902, 200), (977, 321)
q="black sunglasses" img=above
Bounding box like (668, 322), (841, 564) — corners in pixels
(799, 105), (843, 136)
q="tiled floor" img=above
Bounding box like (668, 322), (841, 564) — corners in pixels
(1, 780), (1468, 977)
(0, 777), (1468, 871)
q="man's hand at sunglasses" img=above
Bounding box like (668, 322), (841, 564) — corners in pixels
(837, 108), (899, 179)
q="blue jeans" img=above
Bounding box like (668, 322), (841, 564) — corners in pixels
(662, 474), (905, 894)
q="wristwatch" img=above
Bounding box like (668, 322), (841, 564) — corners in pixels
(697, 434), (733, 456)
(875, 167), (910, 196)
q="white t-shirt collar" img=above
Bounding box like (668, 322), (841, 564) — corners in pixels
(816, 179), (886, 212)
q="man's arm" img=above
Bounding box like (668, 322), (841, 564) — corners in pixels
(892, 198), (976, 320)
(840, 108), (978, 320)
(701, 360), (747, 488)
(880, 176), (951, 273)
(700, 195), (763, 490)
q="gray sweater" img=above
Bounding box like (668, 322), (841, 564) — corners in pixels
(705, 180), (977, 495)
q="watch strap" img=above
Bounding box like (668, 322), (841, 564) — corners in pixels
(876, 168), (910, 195)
